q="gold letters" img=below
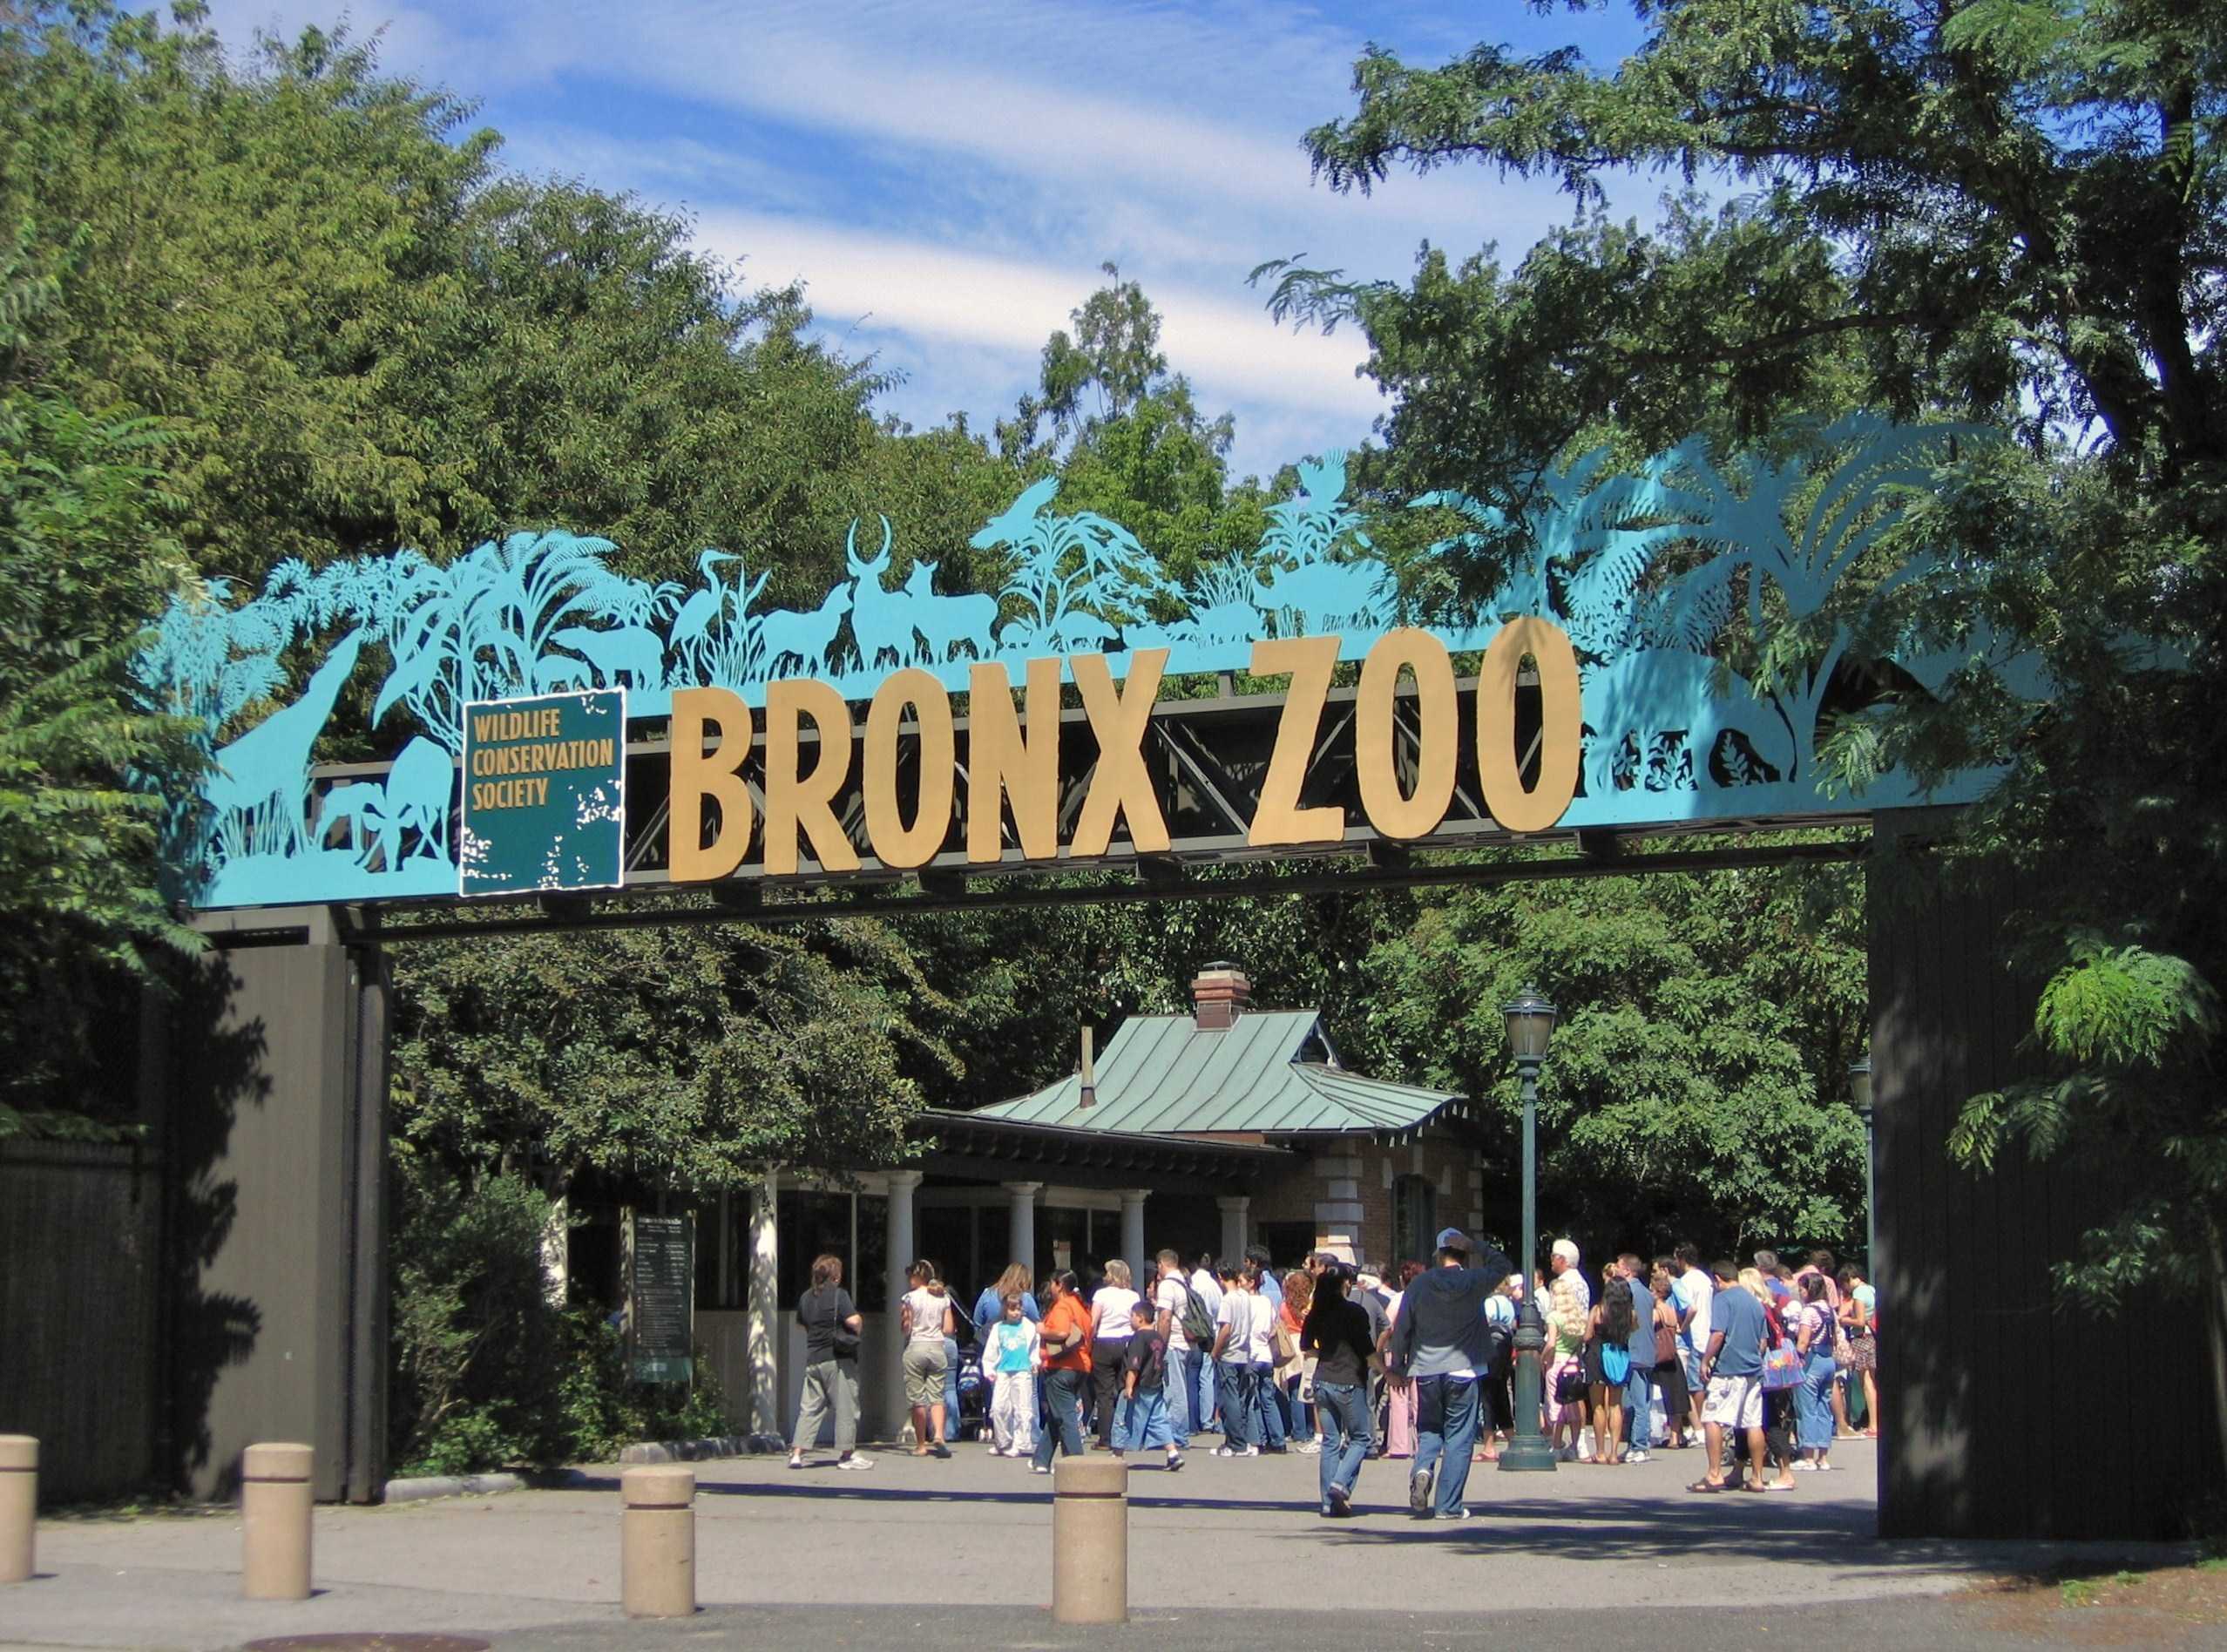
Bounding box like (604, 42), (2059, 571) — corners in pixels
(1355, 628), (1458, 839)
(669, 687), (753, 882)
(1248, 635), (1344, 847)
(1070, 649), (1171, 856)
(863, 669), (955, 870)
(762, 679), (860, 876)
(967, 657), (1060, 863)
(1478, 617), (1581, 834)
(665, 626), (1587, 879)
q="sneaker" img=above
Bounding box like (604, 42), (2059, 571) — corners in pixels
(1029, 1463), (1051, 1474)
(1409, 1467), (1433, 1516)
(1556, 1444), (1579, 1463)
(1327, 1483), (1351, 1517)
(1212, 1445), (1236, 1458)
(1240, 1446), (1261, 1458)
(1166, 1452), (1184, 1473)
(1436, 1506), (1469, 1520)
(1791, 1460), (1817, 1472)
(836, 1455), (874, 1471)
(787, 1454), (804, 1470)
(1294, 1439), (1322, 1455)
(1627, 1449), (1650, 1464)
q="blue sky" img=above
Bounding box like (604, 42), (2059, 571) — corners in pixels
(205, 1), (1652, 481)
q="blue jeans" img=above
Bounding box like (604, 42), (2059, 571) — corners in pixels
(942, 1336), (961, 1440)
(1163, 1347), (1194, 1448)
(1125, 1388), (1173, 1452)
(1412, 1375), (1479, 1517)
(1195, 1351), (1218, 1432)
(1796, 1352), (1836, 1451)
(1253, 1364), (1288, 1448)
(1217, 1359), (1256, 1448)
(1032, 1367), (1088, 1469)
(1624, 1364), (1655, 1450)
(1315, 1380), (1371, 1509)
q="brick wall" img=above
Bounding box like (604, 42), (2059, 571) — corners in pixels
(1243, 1129), (1481, 1269)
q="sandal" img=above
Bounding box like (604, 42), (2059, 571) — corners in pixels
(1686, 1478), (1724, 1493)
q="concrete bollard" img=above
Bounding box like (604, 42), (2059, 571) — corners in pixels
(0, 1436), (34, 1584)
(620, 1464), (695, 1619)
(1050, 1454), (1127, 1625)
(240, 1442), (315, 1601)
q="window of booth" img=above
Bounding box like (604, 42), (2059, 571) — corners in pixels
(1391, 1174), (1438, 1268)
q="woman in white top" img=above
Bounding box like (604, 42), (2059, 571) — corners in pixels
(898, 1259), (955, 1458)
(1089, 1258), (1141, 1451)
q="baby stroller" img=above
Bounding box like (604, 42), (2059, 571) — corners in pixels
(953, 1357), (991, 1442)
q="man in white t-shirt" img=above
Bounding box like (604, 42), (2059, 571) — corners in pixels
(1208, 1262), (1260, 1456)
(1190, 1254), (1224, 1432)
(1153, 1249), (1198, 1452)
(1671, 1242), (1715, 1403)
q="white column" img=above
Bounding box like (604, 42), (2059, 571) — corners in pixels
(883, 1169), (923, 1443)
(539, 1192), (570, 1305)
(1217, 1194), (1249, 1263)
(1003, 1181), (1042, 1276)
(1120, 1189), (1149, 1290)
(745, 1168), (780, 1444)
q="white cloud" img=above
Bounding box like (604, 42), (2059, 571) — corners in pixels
(699, 210), (1377, 412)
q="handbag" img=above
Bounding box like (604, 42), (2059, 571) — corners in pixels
(1761, 1342), (1804, 1391)
(1602, 1344), (1630, 1384)
(1553, 1364), (1589, 1405)
(1655, 1323), (1677, 1366)
(1832, 1325), (1855, 1369)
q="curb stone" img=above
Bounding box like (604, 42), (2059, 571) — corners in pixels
(617, 1432), (782, 1464)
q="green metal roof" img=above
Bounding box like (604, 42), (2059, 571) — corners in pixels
(972, 1010), (1463, 1137)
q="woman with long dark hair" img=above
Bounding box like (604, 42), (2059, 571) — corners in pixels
(1586, 1263), (1636, 1465)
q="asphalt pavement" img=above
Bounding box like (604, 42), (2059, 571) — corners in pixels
(1, 1436), (2195, 1650)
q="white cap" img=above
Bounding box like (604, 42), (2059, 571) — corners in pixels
(1434, 1227), (1471, 1252)
(1551, 1238), (1581, 1265)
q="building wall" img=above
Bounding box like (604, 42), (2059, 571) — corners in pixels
(1246, 1131), (1481, 1268)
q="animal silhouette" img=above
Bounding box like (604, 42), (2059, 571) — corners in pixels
(756, 585), (855, 679)
(547, 625), (664, 690)
(844, 518), (922, 672)
(1255, 560), (1393, 633)
(1579, 648), (1795, 796)
(316, 781), (385, 857)
(370, 735), (455, 866)
(667, 551), (739, 661)
(534, 655), (594, 693)
(967, 477), (1061, 555)
(205, 629), (366, 856)
(903, 562), (999, 661)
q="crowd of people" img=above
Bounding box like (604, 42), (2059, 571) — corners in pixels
(782, 1232), (1880, 1516)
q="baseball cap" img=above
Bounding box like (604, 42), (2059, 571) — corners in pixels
(1434, 1227), (1471, 1252)
(1551, 1238), (1581, 1265)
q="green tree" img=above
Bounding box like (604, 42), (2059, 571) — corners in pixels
(1275, 0), (2226, 1309)
(0, 260), (200, 1122)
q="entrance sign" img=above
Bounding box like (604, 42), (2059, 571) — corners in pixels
(135, 420), (2015, 911)
(626, 1213), (694, 1385)
(458, 689), (626, 897)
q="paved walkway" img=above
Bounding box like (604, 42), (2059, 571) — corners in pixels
(2, 1438), (2189, 1649)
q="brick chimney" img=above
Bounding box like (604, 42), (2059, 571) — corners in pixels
(1191, 962), (1253, 1031)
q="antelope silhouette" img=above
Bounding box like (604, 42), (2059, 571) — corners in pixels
(844, 518), (921, 673)
(902, 561), (999, 661)
(1255, 560), (1393, 633)
(370, 735), (455, 866)
(1580, 648), (1795, 796)
(756, 584), (854, 679)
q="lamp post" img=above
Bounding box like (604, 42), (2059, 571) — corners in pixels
(1849, 1059), (1875, 1269)
(1499, 986), (1558, 1473)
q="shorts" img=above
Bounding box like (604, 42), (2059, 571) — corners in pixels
(1850, 1332), (1877, 1373)
(1702, 1373), (1764, 1432)
(903, 1341), (949, 1408)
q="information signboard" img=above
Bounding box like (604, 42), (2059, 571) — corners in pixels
(457, 689), (626, 897)
(628, 1213), (694, 1385)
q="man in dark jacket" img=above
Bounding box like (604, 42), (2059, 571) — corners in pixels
(1388, 1228), (1513, 1520)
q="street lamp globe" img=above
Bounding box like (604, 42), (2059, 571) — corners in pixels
(1849, 1057), (1873, 1121)
(1503, 986), (1558, 1064)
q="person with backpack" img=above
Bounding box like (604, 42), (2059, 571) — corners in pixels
(1153, 1249), (1213, 1454)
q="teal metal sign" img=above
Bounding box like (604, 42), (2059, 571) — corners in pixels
(457, 690), (626, 897)
(133, 417), (2048, 909)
